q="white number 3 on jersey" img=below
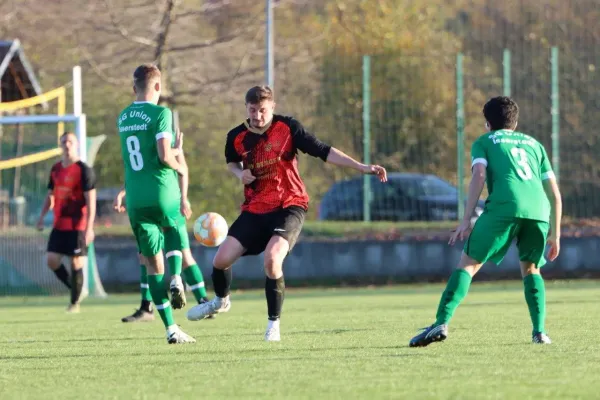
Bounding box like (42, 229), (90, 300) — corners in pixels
(510, 147), (533, 180)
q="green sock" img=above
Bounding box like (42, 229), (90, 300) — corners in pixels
(140, 265), (152, 302)
(435, 269), (472, 326)
(147, 274), (175, 329)
(183, 264), (208, 302)
(523, 274), (546, 334)
(166, 250), (182, 276)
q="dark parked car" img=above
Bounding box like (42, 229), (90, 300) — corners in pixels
(318, 173), (485, 221)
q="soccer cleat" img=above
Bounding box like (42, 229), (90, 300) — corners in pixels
(264, 321), (281, 342)
(169, 275), (187, 310)
(409, 324), (448, 347)
(200, 297), (216, 319)
(66, 303), (80, 314)
(187, 296), (230, 321)
(532, 332), (552, 344)
(166, 327), (196, 344)
(121, 308), (155, 323)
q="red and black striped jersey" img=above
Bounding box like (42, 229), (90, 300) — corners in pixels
(225, 115), (331, 214)
(47, 161), (96, 231)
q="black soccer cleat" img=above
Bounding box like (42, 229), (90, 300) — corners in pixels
(121, 308), (155, 323)
(169, 276), (187, 310)
(409, 324), (448, 347)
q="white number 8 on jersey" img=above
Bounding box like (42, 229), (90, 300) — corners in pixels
(126, 136), (144, 171)
(510, 147), (532, 180)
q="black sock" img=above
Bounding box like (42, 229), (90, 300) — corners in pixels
(265, 276), (285, 321)
(53, 264), (71, 289)
(140, 300), (153, 313)
(70, 268), (84, 305)
(211, 267), (232, 298)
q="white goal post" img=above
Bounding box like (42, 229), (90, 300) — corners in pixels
(0, 66), (107, 298)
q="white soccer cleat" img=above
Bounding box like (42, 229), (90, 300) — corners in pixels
(66, 303), (80, 314)
(166, 326), (196, 344)
(264, 320), (281, 342)
(532, 332), (552, 344)
(187, 296), (230, 321)
(169, 275), (187, 310)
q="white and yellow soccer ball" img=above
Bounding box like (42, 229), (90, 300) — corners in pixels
(193, 212), (228, 247)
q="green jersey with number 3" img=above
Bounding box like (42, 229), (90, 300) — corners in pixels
(471, 130), (554, 222)
(117, 101), (180, 210)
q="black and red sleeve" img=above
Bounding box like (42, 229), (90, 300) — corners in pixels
(47, 164), (56, 190)
(78, 162), (97, 192)
(225, 126), (243, 164)
(288, 118), (331, 162)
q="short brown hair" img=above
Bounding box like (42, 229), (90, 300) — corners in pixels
(133, 64), (161, 92)
(245, 85), (274, 104)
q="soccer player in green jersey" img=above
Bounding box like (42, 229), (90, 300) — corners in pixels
(114, 186), (213, 323)
(117, 64), (195, 344)
(409, 96), (562, 347)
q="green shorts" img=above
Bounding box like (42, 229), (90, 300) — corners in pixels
(164, 222), (190, 257)
(464, 213), (550, 268)
(128, 205), (184, 257)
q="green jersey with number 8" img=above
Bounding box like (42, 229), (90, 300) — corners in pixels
(471, 129), (554, 222)
(117, 101), (180, 210)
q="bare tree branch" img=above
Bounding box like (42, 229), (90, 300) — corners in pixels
(102, 0), (156, 47)
(154, 0), (176, 68)
(76, 44), (132, 86)
(167, 34), (245, 53)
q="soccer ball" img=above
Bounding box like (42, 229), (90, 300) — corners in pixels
(193, 212), (228, 247)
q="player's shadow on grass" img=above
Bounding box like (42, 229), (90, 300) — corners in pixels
(1, 336), (158, 344)
(0, 354), (92, 361)
(4, 319), (86, 325)
(219, 328), (370, 336)
(287, 328), (371, 335)
(459, 299), (595, 308)
(231, 345), (415, 354)
(217, 328), (371, 337)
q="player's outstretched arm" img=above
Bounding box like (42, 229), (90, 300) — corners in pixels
(543, 176), (562, 261)
(325, 147), (387, 182)
(289, 118), (386, 182)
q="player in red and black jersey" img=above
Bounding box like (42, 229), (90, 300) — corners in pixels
(187, 86), (387, 340)
(37, 132), (96, 313)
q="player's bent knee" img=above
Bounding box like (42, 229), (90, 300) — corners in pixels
(71, 256), (85, 270)
(264, 236), (289, 279)
(213, 236), (245, 270)
(46, 253), (62, 270)
(264, 261), (283, 279)
(213, 252), (235, 270)
(458, 252), (483, 277)
(520, 261), (540, 277)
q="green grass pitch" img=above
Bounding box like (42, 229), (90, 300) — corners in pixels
(1, 281), (599, 399)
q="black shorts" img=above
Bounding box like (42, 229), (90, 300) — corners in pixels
(228, 206), (306, 256)
(47, 229), (87, 256)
